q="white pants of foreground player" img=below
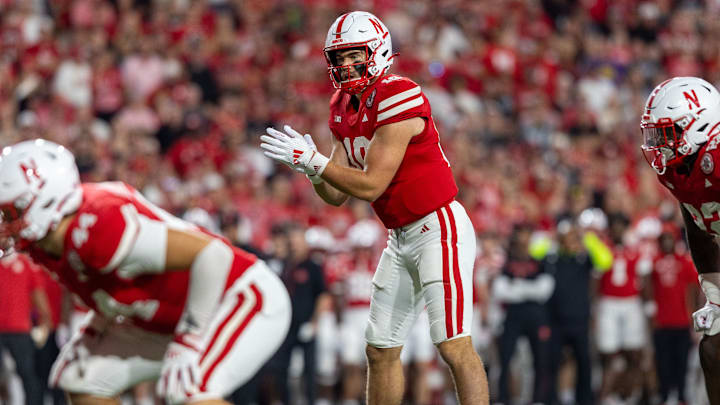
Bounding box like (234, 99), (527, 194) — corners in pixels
(342, 306), (435, 365)
(366, 200), (476, 347)
(49, 262), (291, 401)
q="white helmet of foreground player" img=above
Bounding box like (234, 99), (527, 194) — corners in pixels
(641, 77), (720, 174)
(324, 11), (394, 94)
(0, 139), (82, 257)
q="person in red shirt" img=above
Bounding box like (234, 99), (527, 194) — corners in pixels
(0, 253), (52, 405)
(260, 11), (487, 405)
(0, 139), (291, 405)
(595, 214), (650, 402)
(645, 231), (699, 405)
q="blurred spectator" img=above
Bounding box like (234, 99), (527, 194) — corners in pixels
(267, 222), (331, 405)
(33, 270), (67, 405)
(0, 254), (52, 405)
(120, 40), (166, 103)
(542, 219), (612, 405)
(330, 221), (380, 405)
(596, 214), (651, 403)
(52, 47), (91, 109)
(492, 224), (554, 404)
(305, 225), (340, 405)
(645, 230), (701, 405)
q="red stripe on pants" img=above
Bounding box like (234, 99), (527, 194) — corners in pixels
(436, 208), (454, 338)
(199, 291), (246, 366)
(51, 357), (70, 388)
(200, 284), (264, 391)
(445, 204), (464, 335)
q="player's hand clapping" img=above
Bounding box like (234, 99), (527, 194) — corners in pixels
(693, 300), (720, 335)
(260, 125), (329, 179)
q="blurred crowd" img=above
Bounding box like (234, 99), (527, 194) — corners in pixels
(0, 0), (718, 404)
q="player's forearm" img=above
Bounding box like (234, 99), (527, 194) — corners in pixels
(321, 161), (386, 202)
(312, 180), (349, 206)
(682, 206), (720, 274)
(176, 239), (234, 337)
(687, 234), (720, 274)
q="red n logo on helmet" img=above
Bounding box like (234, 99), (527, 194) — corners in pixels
(369, 18), (384, 34)
(684, 90), (701, 109)
(19, 160), (45, 188)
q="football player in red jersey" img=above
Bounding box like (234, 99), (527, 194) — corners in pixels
(641, 76), (720, 404)
(260, 11), (488, 405)
(645, 230), (698, 404)
(0, 139), (291, 405)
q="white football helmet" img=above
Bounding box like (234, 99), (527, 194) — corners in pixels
(577, 207), (608, 231)
(641, 77), (720, 174)
(0, 139), (82, 256)
(324, 11), (394, 94)
(346, 219), (381, 249)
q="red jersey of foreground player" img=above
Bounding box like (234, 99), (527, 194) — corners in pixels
(28, 182), (256, 334)
(328, 74), (457, 228)
(657, 133), (720, 235)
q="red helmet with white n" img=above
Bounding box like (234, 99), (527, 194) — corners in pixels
(0, 139), (82, 257)
(641, 77), (720, 174)
(324, 11), (394, 95)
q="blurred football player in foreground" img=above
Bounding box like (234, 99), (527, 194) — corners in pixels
(0, 139), (291, 404)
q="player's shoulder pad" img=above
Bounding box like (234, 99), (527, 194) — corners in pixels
(70, 187), (141, 272)
(375, 74), (421, 100)
(80, 183), (132, 211)
(374, 74), (425, 124)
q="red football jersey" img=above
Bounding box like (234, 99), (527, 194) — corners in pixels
(650, 252), (697, 328)
(328, 74), (458, 228)
(28, 182), (256, 334)
(0, 254), (44, 333)
(658, 134), (720, 236)
(598, 246), (650, 298)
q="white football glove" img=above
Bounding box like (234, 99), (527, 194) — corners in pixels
(260, 125), (329, 177)
(693, 300), (720, 335)
(157, 337), (202, 404)
(302, 134), (324, 184)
